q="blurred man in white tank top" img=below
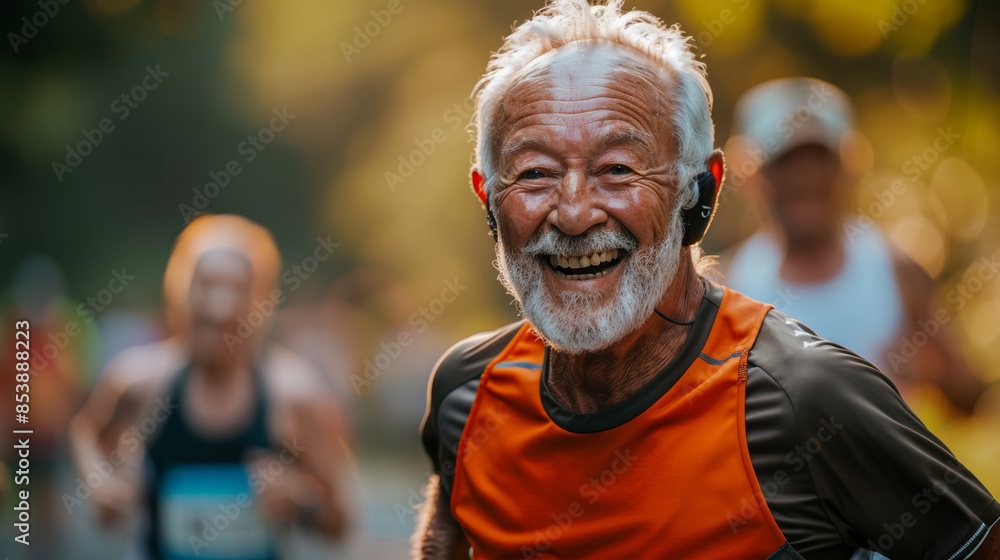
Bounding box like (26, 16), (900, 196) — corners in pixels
(721, 78), (985, 413)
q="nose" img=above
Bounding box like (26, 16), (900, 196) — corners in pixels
(201, 288), (241, 325)
(548, 170), (607, 236)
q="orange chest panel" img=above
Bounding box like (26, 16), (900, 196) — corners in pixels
(451, 288), (785, 559)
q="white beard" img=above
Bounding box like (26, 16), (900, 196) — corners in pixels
(495, 215), (684, 354)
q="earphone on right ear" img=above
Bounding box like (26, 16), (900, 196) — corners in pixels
(471, 170), (499, 241)
(472, 160), (722, 245)
(486, 205), (498, 242)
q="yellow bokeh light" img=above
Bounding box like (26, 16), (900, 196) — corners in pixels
(888, 214), (947, 277)
(676, 0), (764, 57)
(965, 294), (1000, 355)
(853, 172), (924, 226)
(841, 130), (875, 177)
(928, 157), (988, 242)
(810, 0), (891, 57)
(881, 0), (967, 52)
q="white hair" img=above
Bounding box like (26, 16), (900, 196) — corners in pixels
(471, 0), (716, 215)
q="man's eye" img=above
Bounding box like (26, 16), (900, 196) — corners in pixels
(608, 164), (633, 176)
(518, 169), (545, 180)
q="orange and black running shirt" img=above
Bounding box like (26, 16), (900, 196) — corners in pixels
(421, 283), (1000, 559)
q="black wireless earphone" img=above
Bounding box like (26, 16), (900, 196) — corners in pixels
(474, 161), (722, 245)
(486, 205), (499, 242)
(680, 167), (721, 246)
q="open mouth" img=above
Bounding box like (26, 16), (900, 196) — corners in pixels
(544, 249), (626, 280)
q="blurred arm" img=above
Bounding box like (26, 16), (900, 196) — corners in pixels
(412, 475), (470, 560)
(67, 351), (154, 524)
(289, 394), (350, 537)
(891, 247), (987, 414)
(258, 347), (350, 538)
(67, 374), (118, 478)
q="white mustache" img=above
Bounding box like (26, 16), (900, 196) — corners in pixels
(521, 227), (639, 257)
(496, 213), (685, 355)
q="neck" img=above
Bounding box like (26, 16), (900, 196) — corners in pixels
(779, 226), (845, 284)
(547, 253), (704, 414)
(191, 357), (251, 388)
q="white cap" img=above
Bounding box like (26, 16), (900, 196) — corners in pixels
(732, 77), (854, 165)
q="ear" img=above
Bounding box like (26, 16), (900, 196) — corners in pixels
(471, 169), (487, 206)
(706, 149), (725, 194)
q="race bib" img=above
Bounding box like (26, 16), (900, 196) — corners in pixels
(159, 463), (276, 560)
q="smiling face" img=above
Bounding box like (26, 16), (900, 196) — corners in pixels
(761, 144), (845, 245)
(188, 249), (253, 366)
(489, 44), (688, 353)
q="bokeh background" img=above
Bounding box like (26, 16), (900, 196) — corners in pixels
(1, 0), (998, 557)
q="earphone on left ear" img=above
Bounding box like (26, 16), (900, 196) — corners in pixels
(680, 159), (723, 246)
(471, 159), (722, 246)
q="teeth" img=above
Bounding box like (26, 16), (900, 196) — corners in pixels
(548, 249), (624, 271)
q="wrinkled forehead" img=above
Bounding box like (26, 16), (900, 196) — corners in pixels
(491, 43), (676, 147)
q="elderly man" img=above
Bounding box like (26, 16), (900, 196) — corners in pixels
(414, 1), (998, 559)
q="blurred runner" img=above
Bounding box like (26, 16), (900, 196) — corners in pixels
(722, 77), (987, 413)
(68, 214), (348, 560)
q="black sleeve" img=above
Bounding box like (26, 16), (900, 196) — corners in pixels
(419, 321), (523, 494)
(748, 310), (999, 559)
